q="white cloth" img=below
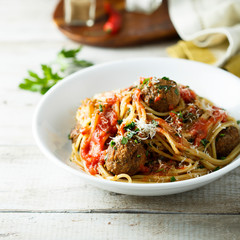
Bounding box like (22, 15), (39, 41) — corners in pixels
(168, 0), (240, 66)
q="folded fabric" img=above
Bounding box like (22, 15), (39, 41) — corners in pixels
(167, 41), (240, 77)
(168, 0), (240, 67)
(167, 40), (216, 64)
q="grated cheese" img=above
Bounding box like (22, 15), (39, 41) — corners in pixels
(135, 118), (157, 140)
(151, 76), (159, 84)
(110, 135), (123, 145)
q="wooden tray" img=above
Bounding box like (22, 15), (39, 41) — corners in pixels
(53, 0), (178, 47)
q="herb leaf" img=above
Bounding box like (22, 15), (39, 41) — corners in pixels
(117, 119), (123, 125)
(127, 131), (136, 139)
(158, 85), (172, 92)
(213, 166), (220, 172)
(121, 137), (128, 145)
(152, 120), (159, 126)
(19, 47), (93, 94)
(99, 104), (103, 112)
(200, 138), (209, 147)
(58, 47), (81, 58)
(110, 141), (115, 147)
(170, 176), (176, 182)
(124, 122), (136, 131)
(174, 88), (179, 96)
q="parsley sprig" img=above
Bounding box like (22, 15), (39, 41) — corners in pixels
(19, 47), (93, 94)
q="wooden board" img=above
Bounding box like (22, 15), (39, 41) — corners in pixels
(1, 213), (240, 240)
(53, 0), (178, 47)
(1, 145), (240, 213)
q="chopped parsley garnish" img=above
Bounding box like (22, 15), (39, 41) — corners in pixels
(99, 104), (103, 112)
(170, 176), (176, 182)
(88, 122), (91, 126)
(114, 146), (117, 150)
(149, 98), (154, 104)
(178, 111), (183, 119)
(134, 139), (138, 144)
(156, 168), (165, 172)
(124, 122), (136, 131)
(171, 111), (185, 121)
(104, 154), (108, 160)
(187, 138), (194, 143)
(200, 138), (209, 147)
(219, 133), (225, 137)
(110, 141), (115, 147)
(142, 78), (150, 85)
(152, 120), (159, 126)
(127, 131), (136, 139)
(117, 119), (123, 125)
(237, 120), (240, 124)
(137, 155), (141, 158)
(213, 166), (220, 172)
(220, 157), (226, 160)
(162, 76), (169, 80)
(158, 85), (172, 92)
(121, 137), (128, 145)
(174, 88), (179, 96)
(68, 133), (71, 140)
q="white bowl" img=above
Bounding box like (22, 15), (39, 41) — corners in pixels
(33, 58), (240, 196)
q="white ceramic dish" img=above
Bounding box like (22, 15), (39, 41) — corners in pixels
(33, 58), (240, 196)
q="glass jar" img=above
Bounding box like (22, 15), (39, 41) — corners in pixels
(64, 0), (96, 26)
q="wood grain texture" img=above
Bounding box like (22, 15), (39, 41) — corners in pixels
(53, 0), (178, 47)
(0, 213), (239, 240)
(1, 0), (240, 238)
(0, 145), (240, 213)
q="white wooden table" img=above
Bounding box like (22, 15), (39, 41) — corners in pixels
(1, 0), (240, 239)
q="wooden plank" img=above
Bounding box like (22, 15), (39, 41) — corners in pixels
(0, 213), (239, 240)
(53, 0), (177, 47)
(0, 145), (240, 213)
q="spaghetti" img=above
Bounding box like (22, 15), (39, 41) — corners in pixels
(69, 76), (240, 183)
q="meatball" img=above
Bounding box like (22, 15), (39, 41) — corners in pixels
(105, 139), (146, 176)
(141, 78), (180, 112)
(216, 126), (240, 157)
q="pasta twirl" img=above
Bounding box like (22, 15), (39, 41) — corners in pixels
(69, 76), (240, 183)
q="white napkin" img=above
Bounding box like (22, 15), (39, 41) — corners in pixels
(168, 0), (240, 66)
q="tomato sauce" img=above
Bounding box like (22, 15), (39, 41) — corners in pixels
(81, 106), (118, 175)
(189, 106), (227, 146)
(179, 86), (196, 103)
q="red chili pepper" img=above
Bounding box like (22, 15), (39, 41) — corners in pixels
(103, 2), (122, 34)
